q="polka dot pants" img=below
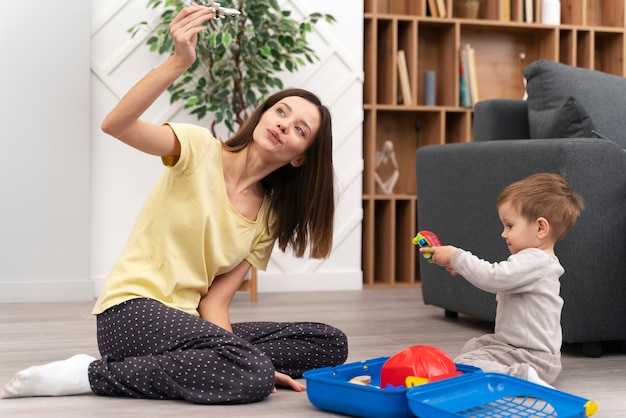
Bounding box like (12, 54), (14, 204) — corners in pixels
(88, 298), (348, 404)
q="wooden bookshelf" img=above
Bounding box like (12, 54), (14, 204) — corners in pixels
(362, 0), (626, 287)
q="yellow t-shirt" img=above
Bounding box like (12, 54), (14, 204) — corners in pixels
(92, 123), (276, 316)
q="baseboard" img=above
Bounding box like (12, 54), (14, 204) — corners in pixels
(1, 272), (363, 303)
(0, 279), (95, 303)
(258, 272), (363, 292)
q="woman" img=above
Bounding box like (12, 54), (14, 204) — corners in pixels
(1, 4), (347, 404)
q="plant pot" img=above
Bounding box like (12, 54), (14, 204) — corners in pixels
(454, 2), (479, 19)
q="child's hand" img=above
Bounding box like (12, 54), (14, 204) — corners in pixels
(420, 245), (458, 275)
(445, 265), (459, 276)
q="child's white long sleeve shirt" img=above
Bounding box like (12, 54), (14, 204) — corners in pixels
(451, 248), (564, 355)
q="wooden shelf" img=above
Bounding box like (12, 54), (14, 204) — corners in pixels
(362, 0), (626, 287)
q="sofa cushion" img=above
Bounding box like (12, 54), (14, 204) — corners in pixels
(524, 59), (626, 147)
(528, 96), (595, 139)
(473, 99), (531, 141)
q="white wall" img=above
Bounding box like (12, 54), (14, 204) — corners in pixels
(91, 0), (364, 296)
(1, 0), (363, 303)
(0, 1), (92, 302)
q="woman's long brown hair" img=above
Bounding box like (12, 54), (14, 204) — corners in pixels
(223, 88), (335, 259)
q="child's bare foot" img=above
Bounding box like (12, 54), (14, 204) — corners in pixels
(1, 354), (96, 398)
(527, 366), (554, 389)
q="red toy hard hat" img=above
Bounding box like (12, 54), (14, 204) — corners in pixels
(380, 345), (462, 388)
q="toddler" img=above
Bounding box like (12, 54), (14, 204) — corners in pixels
(422, 173), (584, 387)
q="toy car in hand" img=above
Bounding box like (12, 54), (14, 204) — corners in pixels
(412, 230), (441, 262)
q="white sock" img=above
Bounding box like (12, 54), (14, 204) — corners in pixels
(526, 366), (554, 389)
(1, 354), (96, 398)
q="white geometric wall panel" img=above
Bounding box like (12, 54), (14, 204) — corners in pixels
(0, 1), (92, 303)
(90, 0), (364, 295)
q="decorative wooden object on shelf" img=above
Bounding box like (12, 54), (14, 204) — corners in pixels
(374, 140), (400, 195)
(362, 0), (626, 287)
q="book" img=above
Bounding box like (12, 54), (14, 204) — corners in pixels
(524, 0), (534, 22)
(466, 44), (480, 106)
(427, 0), (439, 17)
(512, 0), (523, 21)
(436, 0), (447, 18)
(397, 50), (413, 106)
(535, 0), (542, 23)
(500, 0), (511, 21)
(459, 47), (471, 108)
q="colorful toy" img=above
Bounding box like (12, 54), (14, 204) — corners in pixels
(305, 348), (597, 418)
(407, 372), (599, 417)
(380, 345), (461, 389)
(412, 230), (441, 262)
(304, 356), (480, 418)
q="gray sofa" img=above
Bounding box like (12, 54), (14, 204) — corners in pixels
(416, 59), (626, 357)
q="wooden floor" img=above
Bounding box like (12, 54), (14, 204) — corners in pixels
(1, 288), (624, 417)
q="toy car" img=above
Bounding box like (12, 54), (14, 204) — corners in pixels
(412, 231), (441, 262)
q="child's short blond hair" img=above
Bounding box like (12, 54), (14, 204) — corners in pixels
(497, 173), (585, 241)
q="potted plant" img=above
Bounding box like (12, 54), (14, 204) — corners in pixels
(454, 0), (480, 19)
(131, 0), (335, 135)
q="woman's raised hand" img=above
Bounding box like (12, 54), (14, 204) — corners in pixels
(169, 3), (215, 67)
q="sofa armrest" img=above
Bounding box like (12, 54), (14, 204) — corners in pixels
(416, 138), (626, 344)
(473, 99), (530, 141)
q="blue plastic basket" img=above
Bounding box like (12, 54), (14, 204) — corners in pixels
(303, 356), (482, 418)
(406, 372), (598, 418)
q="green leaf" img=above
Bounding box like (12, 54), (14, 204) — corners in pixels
(267, 39), (280, 51)
(245, 89), (256, 104)
(217, 89), (230, 99)
(185, 97), (199, 107)
(222, 32), (233, 48)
